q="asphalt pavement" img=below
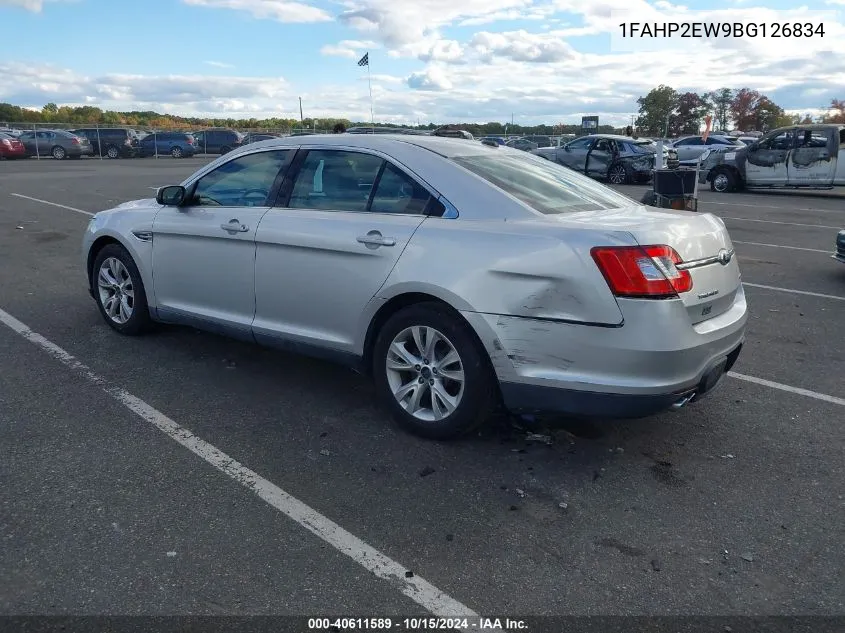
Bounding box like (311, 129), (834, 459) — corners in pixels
(1, 157), (843, 619)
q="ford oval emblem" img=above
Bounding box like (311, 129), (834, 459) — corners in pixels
(717, 248), (733, 265)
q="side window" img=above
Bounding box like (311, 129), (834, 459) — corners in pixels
(566, 138), (592, 150)
(191, 150), (290, 207)
(288, 150), (384, 212)
(370, 163), (433, 215)
(706, 137), (727, 145)
(840, 129), (845, 145)
(19, 132), (34, 140)
(759, 131), (793, 150)
(796, 129), (828, 148)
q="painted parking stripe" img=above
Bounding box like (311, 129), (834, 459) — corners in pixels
(720, 216), (840, 230)
(706, 200), (844, 213)
(733, 241), (830, 254)
(10, 193), (94, 217)
(729, 372), (845, 407)
(742, 282), (845, 302)
(0, 306), (480, 619)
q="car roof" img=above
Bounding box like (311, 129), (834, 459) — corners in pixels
(247, 133), (497, 158)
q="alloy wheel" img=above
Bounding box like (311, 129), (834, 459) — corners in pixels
(608, 164), (626, 184)
(97, 257), (134, 324)
(713, 173), (729, 192)
(385, 325), (465, 422)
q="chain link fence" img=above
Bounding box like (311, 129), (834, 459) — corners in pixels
(0, 122), (334, 160)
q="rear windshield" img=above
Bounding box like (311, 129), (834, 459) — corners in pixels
(451, 153), (633, 214)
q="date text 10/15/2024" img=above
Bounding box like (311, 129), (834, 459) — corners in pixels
(308, 617), (528, 630)
(618, 22), (826, 38)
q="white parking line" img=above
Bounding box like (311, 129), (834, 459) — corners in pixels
(0, 307), (478, 619)
(729, 372), (845, 407)
(720, 216), (840, 230)
(734, 241), (830, 254)
(742, 282), (845, 301)
(706, 200), (843, 213)
(10, 193), (93, 217)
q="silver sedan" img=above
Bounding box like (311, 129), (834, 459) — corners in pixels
(82, 134), (747, 439)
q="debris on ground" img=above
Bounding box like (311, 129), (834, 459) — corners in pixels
(651, 559), (662, 572)
(515, 488), (526, 498)
(16, 226), (24, 230)
(166, 551), (177, 557)
(509, 505), (519, 511)
(319, 431), (328, 438)
(721, 454), (735, 459)
(558, 502), (568, 510)
(404, 570), (414, 578)
(319, 449), (331, 456)
(419, 466), (436, 478)
(740, 552), (754, 562)
(525, 433), (553, 445)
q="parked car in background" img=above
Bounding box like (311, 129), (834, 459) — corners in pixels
(736, 137), (758, 146)
(81, 134), (746, 440)
(521, 135), (552, 148)
(698, 124), (845, 192)
(70, 127), (140, 158)
(137, 132), (198, 158)
(505, 137), (539, 151)
(192, 128), (244, 154)
(242, 132), (282, 145)
(17, 129), (93, 160)
(671, 135), (744, 165)
(479, 136), (507, 146)
(0, 131), (26, 159)
(532, 134), (678, 184)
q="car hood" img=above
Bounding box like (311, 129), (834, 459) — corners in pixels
(115, 197), (158, 210)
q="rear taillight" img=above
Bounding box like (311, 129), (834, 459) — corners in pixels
(187, 138), (194, 144)
(71, 137), (80, 144)
(590, 245), (692, 298)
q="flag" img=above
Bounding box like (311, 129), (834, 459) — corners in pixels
(702, 115), (713, 142)
(357, 52), (369, 67)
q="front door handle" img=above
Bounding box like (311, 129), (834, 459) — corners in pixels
(357, 231), (396, 247)
(221, 219), (248, 233)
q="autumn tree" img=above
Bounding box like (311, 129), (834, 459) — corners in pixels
(730, 88), (761, 131)
(824, 99), (845, 124)
(703, 88), (733, 131)
(753, 96), (784, 132)
(675, 92), (709, 135)
(635, 85), (678, 136)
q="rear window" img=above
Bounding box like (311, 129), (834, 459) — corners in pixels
(451, 153), (633, 214)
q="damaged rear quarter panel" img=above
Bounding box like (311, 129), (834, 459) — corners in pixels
(379, 216), (629, 326)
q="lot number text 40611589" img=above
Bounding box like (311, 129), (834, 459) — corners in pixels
(618, 22), (826, 38)
(307, 618), (529, 630)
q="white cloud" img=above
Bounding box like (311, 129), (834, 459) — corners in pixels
(182, 0), (331, 23)
(407, 68), (453, 91)
(204, 60), (235, 68)
(0, 0), (71, 10)
(320, 39), (379, 58)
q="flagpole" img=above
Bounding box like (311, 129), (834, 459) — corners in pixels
(366, 58), (374, 133)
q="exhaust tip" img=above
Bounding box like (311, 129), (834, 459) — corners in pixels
(671, 393), (696, 410)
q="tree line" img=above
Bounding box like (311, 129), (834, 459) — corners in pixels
(2, 95), (843, 138)
(635, 86), (844, 137)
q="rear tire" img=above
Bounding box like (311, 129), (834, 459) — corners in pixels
(106, 145), (120, 159)
(372, 302), (498, 440)
(91, 243), (152, 336)
(607, 162), (628, 185)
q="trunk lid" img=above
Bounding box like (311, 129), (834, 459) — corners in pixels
(557, 206), (741, 324)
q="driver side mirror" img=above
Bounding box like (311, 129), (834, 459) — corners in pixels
(564, 145), (570, 151)
(156, 185), (186, 206)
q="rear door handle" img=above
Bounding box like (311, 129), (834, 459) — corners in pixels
(357, 232), (396, 247)
(221, 219), (249, 233)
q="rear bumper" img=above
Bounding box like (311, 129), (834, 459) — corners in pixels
(500, 342), (741, 418)
(463, 286), (748, 418)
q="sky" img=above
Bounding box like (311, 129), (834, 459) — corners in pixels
(0, 0), (843, 126)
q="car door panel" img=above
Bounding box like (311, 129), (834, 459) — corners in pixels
(252, 148), (430, 354)
(788, 128), (836, 185)
(744, 129), (793, 185)
(586, 140), (614, 177)
(558, 139), (592, 171)
(151, 148), (292, 339)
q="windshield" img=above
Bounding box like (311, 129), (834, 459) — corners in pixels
(451, 153), (634, 214)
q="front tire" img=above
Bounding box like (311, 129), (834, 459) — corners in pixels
(51, 145), (66, 160)
(710, 168), (737, 193)
(106, 145), (120, 159)
(92, 243), (152, 336)
(372, 302), (498, 440)
(171, 146), (183, 158)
